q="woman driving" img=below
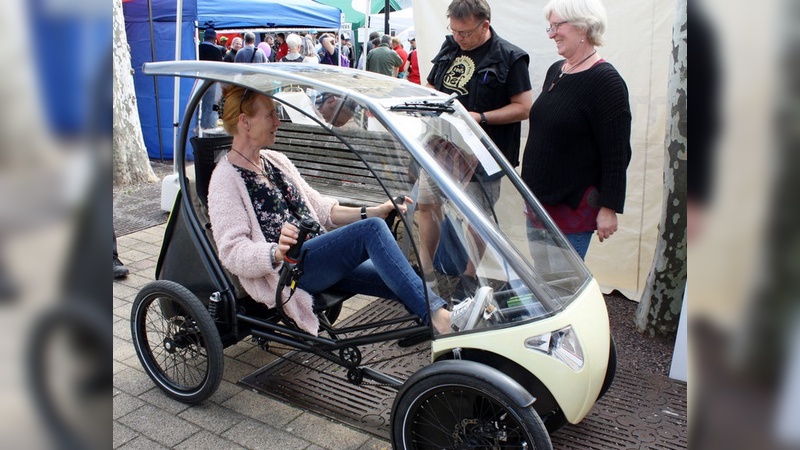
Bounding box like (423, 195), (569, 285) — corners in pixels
(207, 85), (494, 336)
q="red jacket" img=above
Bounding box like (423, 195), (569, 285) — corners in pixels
(276, 42), (289, 61)
(393, 45), (408, 73)
(407, 49), (420, 84)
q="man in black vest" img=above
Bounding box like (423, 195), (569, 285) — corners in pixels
(427, 0), (532, 171)
(421, 0), (533, 297)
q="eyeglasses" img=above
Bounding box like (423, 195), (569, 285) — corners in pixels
(447, 21), (485, 39)
(239, 88), (253, 115)
(546, 21), (569, 33)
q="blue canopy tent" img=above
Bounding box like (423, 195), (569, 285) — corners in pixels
(123, 0), (342, 161)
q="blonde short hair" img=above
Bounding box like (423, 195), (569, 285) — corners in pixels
(543, 0), (607, 46)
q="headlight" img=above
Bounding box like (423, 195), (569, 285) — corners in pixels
(525, 325), (584, 371)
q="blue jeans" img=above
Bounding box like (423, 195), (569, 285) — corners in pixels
(566, 231), (593, 260)
(296, 218), (447, 323)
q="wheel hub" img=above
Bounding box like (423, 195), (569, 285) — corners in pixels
(163, 337), (177, 354)
(452, 418), (511, 448)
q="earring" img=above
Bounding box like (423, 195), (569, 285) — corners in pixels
(581, 38), (585, 43)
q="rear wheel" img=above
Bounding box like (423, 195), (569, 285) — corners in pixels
(131, 280), (223, 404)
(392, 372), (552, 449)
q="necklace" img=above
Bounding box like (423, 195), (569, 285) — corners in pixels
(548, 49), (597, 92)
(230, 148), (268, 177)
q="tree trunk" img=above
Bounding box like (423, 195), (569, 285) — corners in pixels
(635, 0), (687, 337)
(113, 0), (156, 186)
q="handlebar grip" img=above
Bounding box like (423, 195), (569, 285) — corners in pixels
(385, 195), (406, 230)
(284, 218), (319, 265)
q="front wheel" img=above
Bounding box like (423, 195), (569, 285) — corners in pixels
(131, 280), (223, 404)
(392, 372), (552, 449)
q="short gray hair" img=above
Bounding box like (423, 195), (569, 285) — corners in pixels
(543, 0), (607, 46)
(243, 31), (256, 44)
(286, 33), (303, 50)
(446, 0), (491, 23)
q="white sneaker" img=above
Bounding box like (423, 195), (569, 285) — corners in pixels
(450, 286), (494, 332)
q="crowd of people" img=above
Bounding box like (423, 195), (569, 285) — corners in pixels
(197, 27), (422, 82)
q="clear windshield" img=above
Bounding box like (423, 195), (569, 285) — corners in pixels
(372, 99), (592, 327)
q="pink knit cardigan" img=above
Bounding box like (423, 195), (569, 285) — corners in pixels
(207, 151), (338, 335)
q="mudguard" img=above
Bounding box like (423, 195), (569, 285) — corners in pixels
(394, 359), (536, 409)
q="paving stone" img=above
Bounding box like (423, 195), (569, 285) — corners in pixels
(221, 357), (259, 384)
(358, 438), (392, 450)
(114, 366), (154, 398)
(113, 317), (130, 340)
(113, 283), (140, 302)
(117, 404), (199, 448)
(222, 419), (310, 450)
(173, 430), (247, 450)
(178, 402), (246, 434)
(114, 302), (133, 321)
(113, 296), (129, 310)
(235, 344), (280, 368)
(117, 272), (152, 291)
(222, 390), (303, 429)
(113, 359), (129, 375)
(118, 249), (151, 265)
(223, 339), (257, 358)
(113, 335), (137, 361)
(285, 412), (371, 450)
(209, 379), (245, 405)
(113, 390), (146, 420)
(113, 421), (138, 448)
(139, 388), (192, 415)
(116, 435), (169, 450)
(127, 257), (157, 272)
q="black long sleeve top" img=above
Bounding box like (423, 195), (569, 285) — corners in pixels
(521, 60), (632, 213)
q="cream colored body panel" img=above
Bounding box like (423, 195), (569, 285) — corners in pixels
(432, 279), (610, 423)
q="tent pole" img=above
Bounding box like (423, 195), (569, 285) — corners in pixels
(160, 0), (183, 211)
(146, 0), (164, 162)
(172, 0), (183, 174)
(384, 0), (390, 34)
(362, 0), (371, 69)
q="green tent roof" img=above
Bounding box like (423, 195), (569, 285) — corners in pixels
(314, 0), (402, 29)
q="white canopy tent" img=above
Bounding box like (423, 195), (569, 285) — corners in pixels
(367, 6), (414, 34)
(412, 0), (676, 301)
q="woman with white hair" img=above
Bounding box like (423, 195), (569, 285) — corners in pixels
(301, 35), (319, 64)
(279, 33), (305, 63)
(520, 0), (632, 259)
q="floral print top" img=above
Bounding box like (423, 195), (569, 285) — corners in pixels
(234, 155), (320, 243)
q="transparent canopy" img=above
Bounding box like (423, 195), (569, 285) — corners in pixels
(144, 61), (592, 332)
